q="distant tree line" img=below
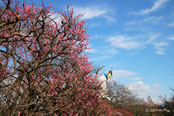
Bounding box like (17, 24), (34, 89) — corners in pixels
(103, 80), (174, 116)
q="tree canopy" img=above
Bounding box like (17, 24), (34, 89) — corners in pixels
(0, 0), (102, 115)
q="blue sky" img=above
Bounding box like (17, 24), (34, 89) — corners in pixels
(19, 0), (174, 103)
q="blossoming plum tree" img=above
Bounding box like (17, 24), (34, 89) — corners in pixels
(0, 0), (102, 115)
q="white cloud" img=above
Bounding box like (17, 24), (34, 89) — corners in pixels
(103, 48), (119, 55)
(108, 35), (142, 50)
(143, 16), (163, 22)
(146, 34), (159, 44)
(89, 55), (112, 62)
(154, 42), (168, 48)
(152, 83), (161, 89)
(128, 81), (157, 95)
(73, 6), (106, 19)
(88, 47), (119, 62)
(102, 15), (117, 23)
(108, 34), (168, 55)
(88, 23), (101, 28)
(167, 37), (174, 40)
(126, 16), (164, 25)
(113, 70), (135, 79)
(126, 21), (137, 26)
(155, 47), (166, 55)
(131, 77), (142, 81)
(146, 35), (169, 55)
(168, 22), (174, 27)
(112, 70), (142, 80)
(138, 0), (169, 15)
(73, 6), (116, 23)
(153, 42), (168, 55)
(91, 34), (107, 39)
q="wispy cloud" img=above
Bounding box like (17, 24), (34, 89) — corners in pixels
(113, 70), (136, 79)
(102, 15), (117, 23)
(146, 35), (168, 55)
(107, 34), (169, 55)
(146, 34), (159, 44)
(73, 6), (116, 23)
(132, 0), (169, 15)
(168, 22), (174, 27)
(108, 35), (142, 50)
(128, 81), (158, 95)
(153, 42), (168, 55)
(103, 48), (119, 55)
(152, 83), (161, 89)
(131, 77), (142, 81)
(167, 37), (174, 40)
(73, 6), (106, 19)
(88, 48), (118, 62)
(89, 55), (112, 62)
(113, 70), (142, 81)
(91, 34), (107, 39)
(111, 70), (160, 98)
(143, 16), (164, 22)
(88, 23), (101, 28)
(112, 70), (159, 98)
(126, 16), (164, 25)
